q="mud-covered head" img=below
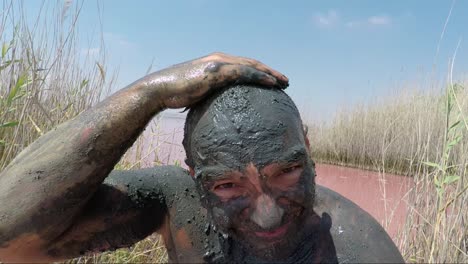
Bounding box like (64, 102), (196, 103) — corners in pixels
(183, 85), (307, 169)
(183, 85), (316, 260)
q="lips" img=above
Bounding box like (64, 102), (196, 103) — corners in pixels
(254, 221), (291, 239)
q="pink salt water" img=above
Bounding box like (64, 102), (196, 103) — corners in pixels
(315, 164), (412, 238)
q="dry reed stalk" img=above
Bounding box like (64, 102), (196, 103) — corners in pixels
(308, 81), (467, 263)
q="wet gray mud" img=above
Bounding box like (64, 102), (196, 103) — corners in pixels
(178, 85), (338, 262)
(183, 85), (304, 170)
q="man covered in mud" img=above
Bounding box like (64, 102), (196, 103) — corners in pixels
(0, 53), (404, 263)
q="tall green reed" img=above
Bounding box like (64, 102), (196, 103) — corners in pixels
(0, 0), (115, 170)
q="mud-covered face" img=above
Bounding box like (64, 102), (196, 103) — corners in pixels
(198, 153), (316, 260)
(186, 86), (316, 260)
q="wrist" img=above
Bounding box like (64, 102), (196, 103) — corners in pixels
(127, 73), (167, 114)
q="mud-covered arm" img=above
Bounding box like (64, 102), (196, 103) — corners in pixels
(46, 166), (186, 260)
(0, 52), (288, 262)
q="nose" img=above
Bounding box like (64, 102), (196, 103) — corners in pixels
(250, 194), (284, 229)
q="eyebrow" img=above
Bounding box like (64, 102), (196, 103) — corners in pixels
(198, 146), (308, 181)
(275, 145), (308, 165)
(198, 166), (235, 182)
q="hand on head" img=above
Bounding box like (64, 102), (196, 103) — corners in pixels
(140, 52), (289, 109)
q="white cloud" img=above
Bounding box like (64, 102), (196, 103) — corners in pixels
(345, 21), (358, 28)
(368, 15), (392, 26)
(312, 11), (393, 30)
(346, 14), (392, 28)
(313, 10), (339, 27)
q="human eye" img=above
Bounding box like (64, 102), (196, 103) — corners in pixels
(214, 182), (238, 190)
(280, 164), (303, 175)
(212, 180), (244, 201)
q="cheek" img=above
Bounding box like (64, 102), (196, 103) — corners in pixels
(271, 176), (301, 191)
(273, 180), (310, 206)
(256, 173), (310, 210)
(276, 189), (307, 207)
(213, 187), (247, 203)
(207, 195), (251, 227)
(268, 169), (303, 191)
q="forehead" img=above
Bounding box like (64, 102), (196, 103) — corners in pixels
(189, 87), (305, 172)
(199, 144), (308, 182)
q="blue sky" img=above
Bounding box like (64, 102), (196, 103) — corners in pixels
(27, 1), (468, 121)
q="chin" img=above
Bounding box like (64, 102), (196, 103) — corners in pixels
(245, 234), (299, 260)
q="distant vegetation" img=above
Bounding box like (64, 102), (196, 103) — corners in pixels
(309, 84), (467, 263)
(1, 1), (466, 263)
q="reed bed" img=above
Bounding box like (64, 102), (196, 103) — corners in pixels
(0, 0), (114, 170)
(308, 82), (468, 263)
(0, 1), (169, 263)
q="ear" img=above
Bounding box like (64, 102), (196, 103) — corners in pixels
(303, 125), (311, 151)
(304, 135), (311, 149)
(189, 167), (195, 177)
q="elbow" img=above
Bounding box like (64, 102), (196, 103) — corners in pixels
(0, 249), (63, 263)
(0, 235), (63, 263)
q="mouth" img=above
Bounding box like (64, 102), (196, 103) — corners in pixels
(254, 220), (291, 239)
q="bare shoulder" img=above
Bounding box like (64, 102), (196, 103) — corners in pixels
(314, 185), (405, 263)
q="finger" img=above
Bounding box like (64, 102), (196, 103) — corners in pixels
(201, 53), (289, 86)
(235, 65), (289, 89)
(227, 56), (289, 87)
(216, 64), (286, 89)
(221, 55), (286, 79)
(239, 57), (288, 83)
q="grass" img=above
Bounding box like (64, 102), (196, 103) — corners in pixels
(69, 234), (168, 264)
(1, 0), (466, 263)
(308, 81), (468, 263)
